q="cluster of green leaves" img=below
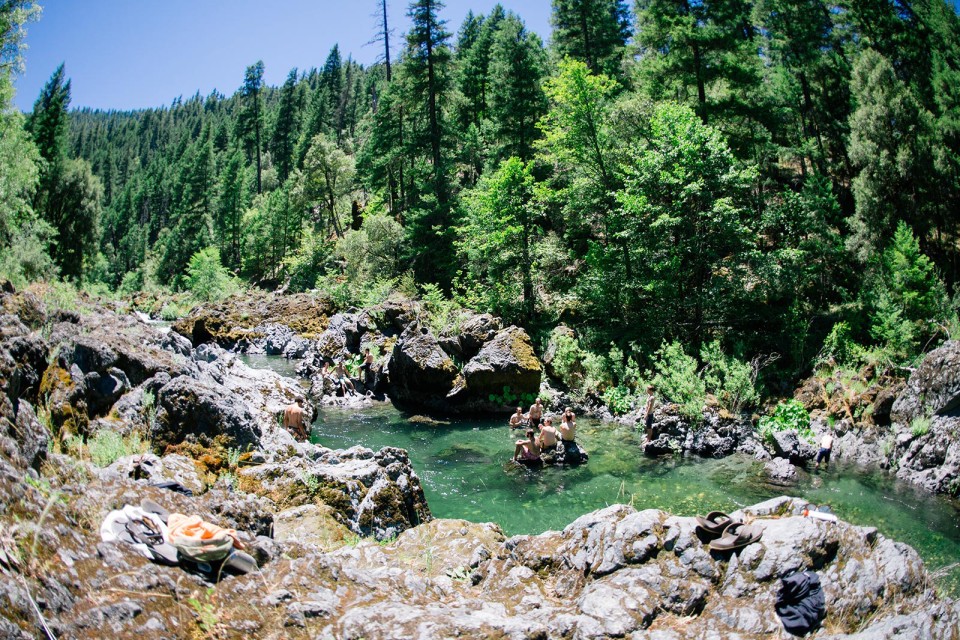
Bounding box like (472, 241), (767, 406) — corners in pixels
(487, 385), (537, 409)
(757, 400), (814, 444)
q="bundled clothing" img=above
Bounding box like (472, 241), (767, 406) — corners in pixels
(776, 570), (826, 636)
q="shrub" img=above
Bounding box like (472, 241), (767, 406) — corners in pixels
(910, 416), (931, 437)
(87, 430), (148, 467)
(700, 341), (759, 413)
(651, 341), (705, 422)
(757, 399), (813, 444)
(187, 247), (239, 303)
(602, 385), (634, 415)
(550, 331), (587, 389)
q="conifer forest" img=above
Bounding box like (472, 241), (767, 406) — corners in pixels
(3, 0), (960, 403)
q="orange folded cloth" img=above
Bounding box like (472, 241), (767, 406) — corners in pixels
(167, 513), (245, 550)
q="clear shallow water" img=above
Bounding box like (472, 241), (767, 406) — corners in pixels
(313, 404), (960, 595)
(238, 355), (960, 595)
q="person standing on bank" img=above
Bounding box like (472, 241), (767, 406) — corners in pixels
(815, 431), (834, 469)
(642, 385), (656, 443)
(360, 348), (374, 386)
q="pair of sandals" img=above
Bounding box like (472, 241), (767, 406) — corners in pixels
(696, 511), (764, 551)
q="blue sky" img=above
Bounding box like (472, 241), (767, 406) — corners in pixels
(13, 0), (553, 111)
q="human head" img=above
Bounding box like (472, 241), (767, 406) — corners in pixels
(516, 407), (522, 414)
(647, 384), (654, 393)
(535, 398), (542, 405)
(525, 428), (534, 440)
(296, 397), (304, 406)
(365, 348), (370, 354)
(564, 407), (572, 415)
(544, 417), (552, 426)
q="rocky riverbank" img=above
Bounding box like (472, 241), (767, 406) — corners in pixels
(177, 290), (960, 501)
(2, 284), (959, 638)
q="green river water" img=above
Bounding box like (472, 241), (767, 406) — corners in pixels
(239, 354), (960, 595)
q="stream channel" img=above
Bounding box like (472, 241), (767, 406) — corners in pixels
(239, 354), (960, 595)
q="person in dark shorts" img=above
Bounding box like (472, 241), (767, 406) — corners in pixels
(642, 385), (656, 442)
(815, 431), (834, 469)
(528, 398), (543, 428)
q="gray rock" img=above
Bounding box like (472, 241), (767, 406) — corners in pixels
(461, 326), (541, 407)
(389, 322), (459, 407)
(764, 456), (800, 484)
(153, 375), (261, 450)
(892, 339), (960, 423)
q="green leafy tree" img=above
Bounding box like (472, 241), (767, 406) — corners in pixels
(457, 156), (538, 322)
(550, 0), (630, 78)
(616, 102), (757, 352)
(298, 133), (355, 238)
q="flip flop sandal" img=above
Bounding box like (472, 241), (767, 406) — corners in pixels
(125, 518), (180, 565)
(709, 522), (764, 552)
(140, 498), (171, 524)
(695, 511), (736, 537)
(222, 550), (258, 575)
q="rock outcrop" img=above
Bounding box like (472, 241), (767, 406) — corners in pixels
(389, 321), (460, 406)
(460, 325), (541, 403)
(885, 341), (960, 495)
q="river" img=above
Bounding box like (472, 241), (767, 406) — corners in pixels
(240, 354), (960, 595)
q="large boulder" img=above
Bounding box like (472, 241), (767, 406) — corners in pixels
(891, 340), (960, 424)
(389, 322), (459, 406)
(240, 445), (431, 539)
(461, 326), (541, 404)
(153, 375), (262, 451)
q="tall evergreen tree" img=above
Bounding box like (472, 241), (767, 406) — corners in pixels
(487, 13), (548, 163)
(237, 60), (265, 194)
(846, 49), (938, 262)
(28, 63), (102, 279)
(271, 68), (302, 183)
(401, 0), (457, 285)
(551, 0), (630, 78)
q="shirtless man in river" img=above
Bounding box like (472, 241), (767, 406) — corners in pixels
(538, 416), (559, 451)
(509, 407), (526, 429)
(528, 398), (543, 428)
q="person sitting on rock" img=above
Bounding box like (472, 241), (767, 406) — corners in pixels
(334, 360), (356, 396)
(509, 407), (527, 429)
(282, 397), (308, 441)
(642, 385), (656, 443)
(514, 428), (541, 463)
(538, 416), (559, 451)
(558, 409), (581, 463)
(528, 398), (544, 428)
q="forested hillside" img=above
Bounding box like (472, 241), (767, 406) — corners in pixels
(3, 0), (960, 402)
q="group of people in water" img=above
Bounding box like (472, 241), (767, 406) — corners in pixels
(318, 348), (376, 397)
(511, 399), (584, 465)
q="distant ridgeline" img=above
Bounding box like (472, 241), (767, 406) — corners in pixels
(6, 0), (960, 392)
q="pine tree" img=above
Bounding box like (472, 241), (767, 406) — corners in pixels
(400, 0), (457, 285)
(847, 49), (938, 262)
(550, 0), (630, 78)
(272, 68), (302, 183)
(27, 63), (102, 279)
(237, 60), (265, 194)
(486, 13), (548, 163)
